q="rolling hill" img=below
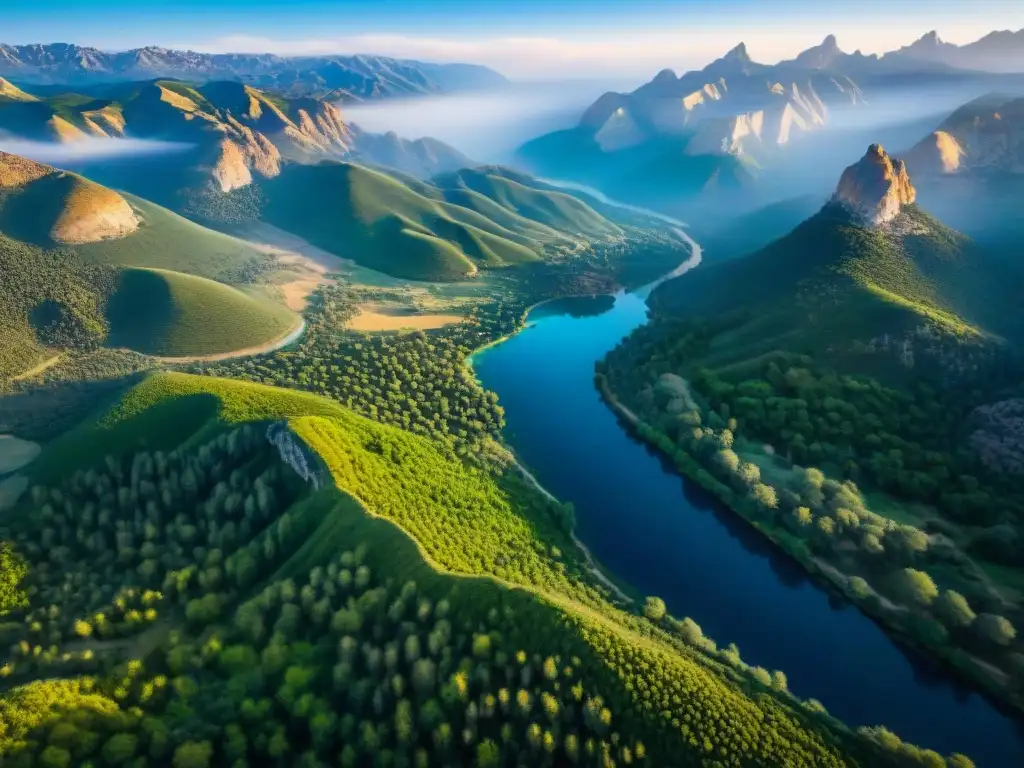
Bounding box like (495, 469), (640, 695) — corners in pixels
(259, 162), (626, 281)
(105, 268), (297, 357)
(0, 151), (298, 377)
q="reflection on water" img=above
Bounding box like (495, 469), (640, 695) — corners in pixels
(532, 295), (616, 320)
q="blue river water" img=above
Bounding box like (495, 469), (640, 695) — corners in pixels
(471, 290), (1024, 767)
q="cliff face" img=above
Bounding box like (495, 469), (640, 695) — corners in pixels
(833, 144), (917, 226)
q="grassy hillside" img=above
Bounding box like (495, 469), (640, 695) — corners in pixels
(0, 149), (302, 373)
(434, 166), (622, 239)
(650, 204), (1012, 369)
(0, 371), (937, 766)
(105, 267), (297, 357)
(261, 162), (627, 281)
(75, 194), (275, 282)
(602, 203), (1024, 715)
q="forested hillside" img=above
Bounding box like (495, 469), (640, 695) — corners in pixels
(0, 373), (955, 766)
(259, 163), (634, 282)
(601, 184), (1024, 717)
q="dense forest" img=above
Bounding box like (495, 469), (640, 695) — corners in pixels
(190, 285), (522, 460)
(600, 314), (1024, 714)
(0, 373), (969, 766)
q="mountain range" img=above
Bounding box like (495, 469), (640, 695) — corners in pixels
(889, 29), (1024, 74)
(0, 77), (473, 209)
(518, 30), (1024, 219)
(0, 43), (507, 100)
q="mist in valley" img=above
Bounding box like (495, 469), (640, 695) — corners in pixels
(342, 79), (638, 163)
(0, 136), (195, 167)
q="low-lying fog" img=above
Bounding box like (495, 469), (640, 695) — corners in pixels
(342, 80), (638, 162)
(0, 136), (194, 166)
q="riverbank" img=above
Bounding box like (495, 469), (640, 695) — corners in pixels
(595, 372), (1024, 720)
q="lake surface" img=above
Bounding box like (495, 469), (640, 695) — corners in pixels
(472, 289), (1024, 766)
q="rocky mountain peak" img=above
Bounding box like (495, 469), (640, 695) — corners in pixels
(833, 144), (917, 226)
(723, 42), (751, 63)
(790, 33), (845, 69)
(652, 68), (678, 84)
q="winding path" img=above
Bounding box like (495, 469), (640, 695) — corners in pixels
(152, 318), (307, 364)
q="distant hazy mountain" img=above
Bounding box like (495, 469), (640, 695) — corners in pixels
(887, 29), (1024, 74)
(518, 37), (871, 213)
(0, 43), (508, 100)
(516, 30), (1024, 216)
(576, 39), (866, 158)
(906, 93), (1024, 176)
(0, 78), (473, 209)
(903, 93), (1024, 251)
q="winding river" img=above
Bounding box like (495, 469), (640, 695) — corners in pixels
(471, 184), (1024, 767)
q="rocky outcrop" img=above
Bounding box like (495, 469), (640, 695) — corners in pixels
(905, 130), (966, 175)
(266, 422), (324, 488)
(970, 399), (1024, 476)
(833, 144), (917, 226)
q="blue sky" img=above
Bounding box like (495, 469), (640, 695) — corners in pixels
(5, 0), (1024, 78)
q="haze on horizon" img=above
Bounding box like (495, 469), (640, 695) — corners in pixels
(4, 0), (1024, 80)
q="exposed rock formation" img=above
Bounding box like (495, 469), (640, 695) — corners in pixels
(833, 144), (916, 225)
(575, 40), (865, 161)
(905, 130), (966, 175)
(266, 422), (324, 488)
(908, 96), (1024, 177)
(970, 399), (1024, 476)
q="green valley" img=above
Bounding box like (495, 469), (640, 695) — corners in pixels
(5, 11), (1024, 765)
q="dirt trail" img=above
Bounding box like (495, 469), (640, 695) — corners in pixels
(151, 318), (306, 364)
(234, 222), (347, 311)
(11, 354), (63, 381)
